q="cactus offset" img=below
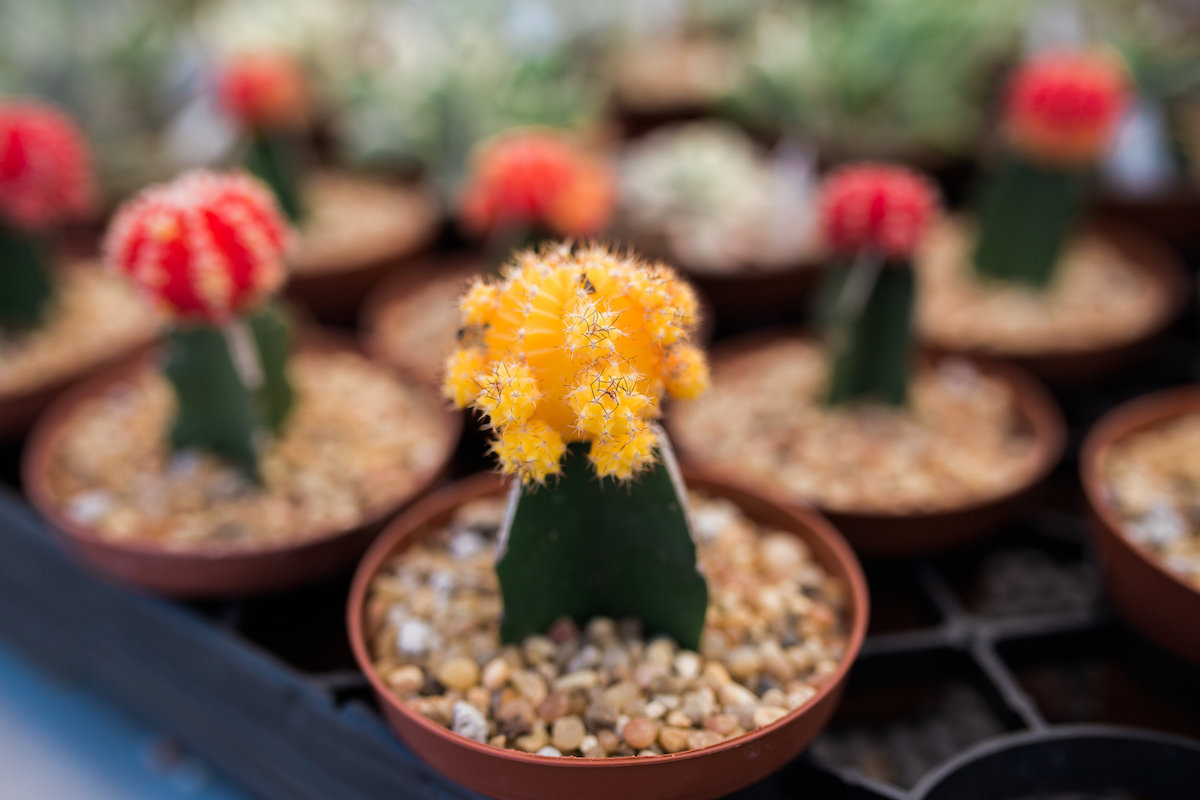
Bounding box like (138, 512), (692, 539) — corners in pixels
(443, 244), (709, 648)
(0, 101), (95, 330)
(816, 164), (938, 407)
(974, 51), (1130, 288)
(218, 52), (311, 222)
(105, 170), (294, 481)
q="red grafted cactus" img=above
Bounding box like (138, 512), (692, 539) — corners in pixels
(105, 170), (291, 323)
(217, 52), (311, 132)
(1004, 51), (1130, 168)
(0, 100), (95, 231)
(459, 130), (615, 239)
(818, 164), (938, 260)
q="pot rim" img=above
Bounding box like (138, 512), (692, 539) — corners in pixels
(346, 470), (869, 769)
(669, 328), (1067, 522)
(22, 328), (463, 562)
(1080, 384), (1200, 600)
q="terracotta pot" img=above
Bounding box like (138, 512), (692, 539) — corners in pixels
(22, 333), (462, 598)
(284, 178), (442, 323)
(1081, 386), (1200, 665)
(921, 220), (1189, 386)
(1096, 187), (1200, 253)
(360, 253), (485, 389)
(347, 472), (869, 800)
(667, 330), (1067, 557)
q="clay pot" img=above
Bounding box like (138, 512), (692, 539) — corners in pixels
(22, 334), (462, 597)
(921, 220), (1189, 386)
(681, 260), (822, 334)
(1097, 187), (1200, 254)
(284, 175), (442, 323)
(1081, 386), (1200, 665)
(668, 330), (1067, 557)
(347, 472), (869, 800)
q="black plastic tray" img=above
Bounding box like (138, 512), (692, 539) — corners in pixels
(4, 326), (1200, 800)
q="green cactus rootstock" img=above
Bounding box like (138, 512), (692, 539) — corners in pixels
(820, 257), (915, 407)
(0, 223), (54, 331)
(244, 132), (305, 223)
(972, 154), (1087, 289)
(496, 441), (709, 651)
(163, 302), (295, 482)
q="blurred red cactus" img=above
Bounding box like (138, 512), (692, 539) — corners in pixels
(217, 52), (311, 131)
(459, 130), (615, 238)
(1005, 51), (1130, 167)
(819, 164), (938, 260)
(0, 100), (95, 230)
(104, 171), (291, 323)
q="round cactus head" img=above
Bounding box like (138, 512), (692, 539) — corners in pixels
(1004, 50), (1130, 167)
(0, 99), (95, 231)
(458, 129), (615, 239)
(104, 171), (291, 324)
(444, 244), (708, 483)
(217, 52), (311, 132)
(818, 164), (939, 260)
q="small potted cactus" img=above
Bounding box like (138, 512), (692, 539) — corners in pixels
(916, 50), (1188, 383)
(216, 52), (440, 319)
(1083, 385), (1200, 666)
(669, 164), (1066, 555)
(348, 243), (867, 800)
(362, 128), (616, 390)
(0, 99), (159, 436)
(615, 121), (822, 330)
(23, 170), (459, 596)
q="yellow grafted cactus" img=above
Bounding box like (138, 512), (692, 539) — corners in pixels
(443, 243), (709, 483)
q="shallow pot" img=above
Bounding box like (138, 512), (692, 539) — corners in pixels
(921, 220), (1189, 386)
(1081, 386), (1200, 665)
(22, 333), (462, 597)
(668, 330), (1067, 557)
(347, 471), (869, 800)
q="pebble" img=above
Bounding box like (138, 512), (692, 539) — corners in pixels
(537, 690), (570, 722)
(642, 700), (667, 720)
(536, 746), (562, 757)
(398, 620), (435, 656)
(580, 735), (601, 758)
(511, 670), (548, 705)
(585, 695), (620, 729)
(496, 697), (536, 738)
(451, 701), (489, 743)
(437, 657), (479, 691)
(516, 723), (548, 753)
(551, 716), (586, 752)
(481, 657), (510, 691)
(596, 729), (620, 754)
(622, 716), (658, 750)
(666, 711), (693, 729)
(659, 726), (690, 753)
(674, 652), (702, 682)
(385, 665), (423, 694)
(753, 706), (789, 728)
(726, 647), (762, 679)
(555, 670), (599, 692)
(704, 714), (739, 736)
(688, 729), (723, 750)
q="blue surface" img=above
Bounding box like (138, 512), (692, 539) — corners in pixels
(0, 640), (256, 800)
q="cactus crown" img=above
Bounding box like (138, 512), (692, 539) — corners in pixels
(0, 100), (95, 231)
(458, 130), (615, 239)
(1004, 50), (1130, 167)
(818, 164), (938, 261)
(444, 243), (708, 484)
(217, 52), (311, 132)
(104, 170), (291, 324)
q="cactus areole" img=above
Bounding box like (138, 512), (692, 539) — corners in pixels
(816, 164), (938, 407)
(0, 100), (95, 330)
(443, 244), (710, 649)
(105, 170), (295, 481)
(973, 51), (1130, 288)
(218, 52), (311, 223)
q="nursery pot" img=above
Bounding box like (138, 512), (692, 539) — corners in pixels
(922, 219), (1189, 386)
(347, 471), (869, 800)
(22, 333), (462, 597)
(668, 330), (1067, 557)
(1081, 386), (1200, 665)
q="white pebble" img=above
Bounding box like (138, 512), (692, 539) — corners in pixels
(451, 701), (489, 743)
(449, 529), (487, 559)
(1129, 501), (1186, 547)
(397, 619), (436, 656)
(691, 503), (736, 543)
(536, 746), (562, 757)
(67, 490), (113, 524)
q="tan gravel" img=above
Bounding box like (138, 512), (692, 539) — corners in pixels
(291, 171), (438, 275)
(0, 262), (158, 397)
(366, 493), (851, 757)
(1100, 412), (1200, 586)
(671, 337), (1042, 514)
(44, 348), (450, 550)
(916, 217), (1172, 355)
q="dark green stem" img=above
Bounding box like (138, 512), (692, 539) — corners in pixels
(163, 302), (295, 482)
(496, 432), (708, 650)
(822, 254), (914, 407)
(244, 131), (306, 223)
(0, 223), (54, 331)
(972, 153), (1088, 288)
